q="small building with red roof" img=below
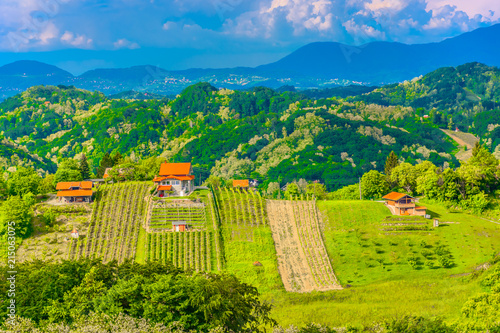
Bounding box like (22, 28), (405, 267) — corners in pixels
(382, 192), (426, 216)
(56, 181), (93, 203)
(232, 179), (249, 189)
(103, 168), (112, 179)
(153, 162), (195, 197)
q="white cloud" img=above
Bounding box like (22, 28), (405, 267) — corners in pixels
(163, 21), (178, 30)
(426, 0), (500, 20)
(343, 18), (387, 40)
(60, 31), (93, 47)
(113, 38), (140, 49)
(39, 22), (59, 45)
(365, 0), (408, 12)
(1, 0), (499, 55)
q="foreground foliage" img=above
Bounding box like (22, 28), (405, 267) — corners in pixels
(0, 259), (275, 332)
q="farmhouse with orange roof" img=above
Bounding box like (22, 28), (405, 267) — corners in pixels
(56, 181), (93, 203)
(153, 162), (195, 197)
(382, 192), (426, 216)
(232, 179), (249, 189)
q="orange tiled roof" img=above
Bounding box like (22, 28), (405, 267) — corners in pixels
(57, 190), (93, 197)
(56, 181), (93, 190)
(159, 162), (192, 176)
(153, 176), (167, 182)
(103, 168), (112, 179)
(382, 192), (413, 201)
(415, 206), (426, 210)
(157, 185), (172, 191)
(233, 179), (249, 187)
(159, 175), (195, 181)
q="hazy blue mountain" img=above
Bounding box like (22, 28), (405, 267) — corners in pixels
(257, 24), (500, 83)
(0, 24), (500, 99)
(0, 60), (74, 99)
(0, 60), (73, 77)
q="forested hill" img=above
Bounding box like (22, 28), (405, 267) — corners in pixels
(7, 63), (500, 188)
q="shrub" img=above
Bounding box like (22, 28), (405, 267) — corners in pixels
(384, 315), (452, 332)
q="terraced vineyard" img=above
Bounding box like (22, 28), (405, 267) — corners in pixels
(68, 182), (150, 263)
(141, 190), (223, 271)
(267, 199), (342, 292)
(148, 200), (207, 231)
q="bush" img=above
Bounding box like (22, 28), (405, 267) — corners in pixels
(42, 210), (56, 227)
(384, 315), (452, 332)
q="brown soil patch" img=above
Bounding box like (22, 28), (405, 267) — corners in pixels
(441, 129), (479, 162)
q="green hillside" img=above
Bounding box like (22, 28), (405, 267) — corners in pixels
(0, 80), (459, 190)
(355, 62), (500, 151)
(267, 199), (500, 327)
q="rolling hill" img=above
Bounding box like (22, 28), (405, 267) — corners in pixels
(0, 79), (458, 190)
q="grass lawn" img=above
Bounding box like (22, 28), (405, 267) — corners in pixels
(135, 226), (147, 264)
(222, 225), (283, 294)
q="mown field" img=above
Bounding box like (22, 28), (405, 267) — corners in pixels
(263, 200), (500, 328)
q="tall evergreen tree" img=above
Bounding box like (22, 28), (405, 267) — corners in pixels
(80, 154), (91, 180)
(384, 151), (399, 176)
(111, 151), (123, 166)
(97, 153), (113, 178)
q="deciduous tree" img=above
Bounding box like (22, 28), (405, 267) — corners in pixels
(361, 170), (389, 199)
(7, 167), (42, 196)
(55, 159), (83, 184)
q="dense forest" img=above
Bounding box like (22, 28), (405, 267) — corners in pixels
(0, 63), (500, 190)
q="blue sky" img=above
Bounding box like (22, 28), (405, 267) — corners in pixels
(0, 0), (498, 73)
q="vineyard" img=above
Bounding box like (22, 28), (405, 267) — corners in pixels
(213, 188), (283, 292)
(140, 189), (223, 272)
(215, 187), (266, 241)
(67, 182), (150, 263)
(267, 199), (342, 292)
(145, 231), (218, 271)
(148, 200), (207, 231)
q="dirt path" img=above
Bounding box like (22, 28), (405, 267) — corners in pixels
(441, 129), (479, 161)
(267, 200), (342, 292)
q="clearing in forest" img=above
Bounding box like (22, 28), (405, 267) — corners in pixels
(267, 199), (342, 292)
(440, 129), (479, 161)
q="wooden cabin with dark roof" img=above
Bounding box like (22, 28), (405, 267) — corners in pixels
(382, 192), (426, 216)
(153, 162), (195, 197)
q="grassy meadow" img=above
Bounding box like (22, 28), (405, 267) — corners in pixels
(260, 200), (499, 328)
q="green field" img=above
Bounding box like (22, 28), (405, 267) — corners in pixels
(264, 200), (500, 328)
(215, 188), (283, 293)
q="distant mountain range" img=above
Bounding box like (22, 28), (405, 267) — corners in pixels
(1, 24), (500, 99)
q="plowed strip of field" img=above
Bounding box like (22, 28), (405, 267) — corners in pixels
(267, 200), (342, 292)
